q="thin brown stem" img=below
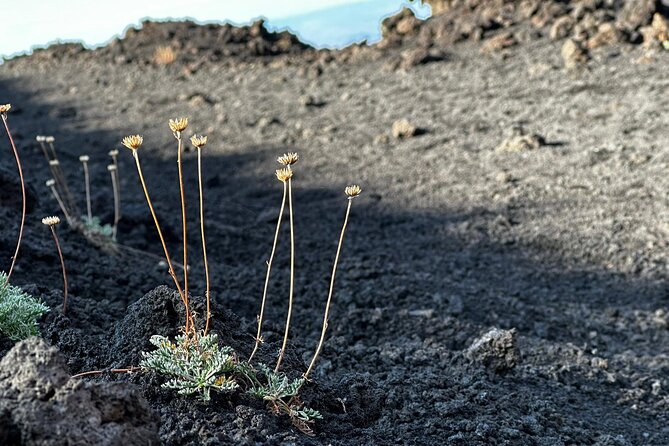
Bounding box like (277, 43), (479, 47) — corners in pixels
(110, 168), (120, 240)
(275, 177), (295, 372)
(82, 161), (92, 221)
(54, 162), (78, 216)
(116, 244), (185, 270)
(38, 141), (51, 163)
(176, 134), (191, 334)
(197, 148), (212, 335)
(49, 225), (68, 314)
(249, 181), (287, 362)
(71, 366), (142, 379)
(111, 154), (121, 219)
(48, 184), (74, 226)
(2, 114), (25, 282)
(47, 140), (58, 160)
(49, 163), (72, 218)
(132, 150), (190, 330)
(48, 139), (78, 216)
(304, 199), (353, 381)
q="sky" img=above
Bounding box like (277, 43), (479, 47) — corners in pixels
(1, 0), (431, 59)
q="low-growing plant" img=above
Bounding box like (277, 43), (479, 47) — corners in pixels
(140, 333), (239, 401)
(81, 215), (114, 238)
(246, 363), (323, 435)
(0, 272), (49, 341)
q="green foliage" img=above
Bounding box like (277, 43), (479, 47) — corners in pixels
(81, 216), (113, 238)
(246, 364), (322, 435)
(247, 363), (305, 401)
(0, 272), (50, 341)
(140, 333), (239, 401)
(141, 334), (322, 434)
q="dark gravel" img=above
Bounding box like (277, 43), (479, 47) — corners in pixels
(2, 6), (669, 445)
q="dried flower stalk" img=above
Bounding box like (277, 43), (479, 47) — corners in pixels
(46, 180), (73, 226)
(304, 185), (361, 380)
(79, 155), (92, 222)
(275, 155), (298, 372)
(169, 119), (192, 333)
(42, 216), (68, 314)
(46, 137), (78, 215)
(249, 168), (291, 362)
(1, 104), (25, 281)
(108, 164), (120, 240)
(191, 134), (212, 334)
(108, 149), (121, 220)
(122, 135), (193, 333)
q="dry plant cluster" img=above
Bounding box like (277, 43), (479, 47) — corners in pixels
(120, 117), (361, 433)
(122, 118), (361, 433)
(37, 134), (120, 244)
(0, 102), (363, 435)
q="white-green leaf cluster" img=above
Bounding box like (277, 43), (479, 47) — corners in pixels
(81, 216), (113, 238)
(248, 363), (305, 401)
(247, 364), (322, 425)
(0, 272), (50, 341)
(140, 333), (239, 401)
(294, 406), (323, 422)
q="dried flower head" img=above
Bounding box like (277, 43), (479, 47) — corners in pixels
(49, 160), (60, 166)
(277, 152), (299, 166)
(276, 168), (293, 182)
(36, 135), (46, 142)
(190, 134), (208, 148)
(45, 136), (55, 143)
(169, 118), (189, 133)
(0, 104), (11, 114)
(79, 155), (90, 162)
(122, 135), (143, 150)
(42, 216), (61, 226)
(107, 164), (117, 172)
(46, 179), (56, 187)
(154, 46), (176, 65)
(345, 185), (362, 199)
(108, 149), (119, 157)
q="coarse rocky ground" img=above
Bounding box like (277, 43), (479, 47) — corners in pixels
(2, 4), (669, 445)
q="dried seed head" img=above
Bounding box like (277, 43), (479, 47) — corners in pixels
(0, 104), (11, 114)
(46, 179), (56, 187)
(107, 164), (117, 172)
(108, 149), (119, 157)
(42, 216), (61, 226)
(49, 160), (60, 166)
(190, 134), (208, 148)
(36, 135), (46, 142)
(277, 152), (299, 166)
(345, 185), (362, 199)
(154, 46), (176, 65)
(79, 155), (90, 162)
(169, 117), (189, 133)
(122, 135), (143, 150)
(276, 168), (293, 182)
(45, 136), (55, 143)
